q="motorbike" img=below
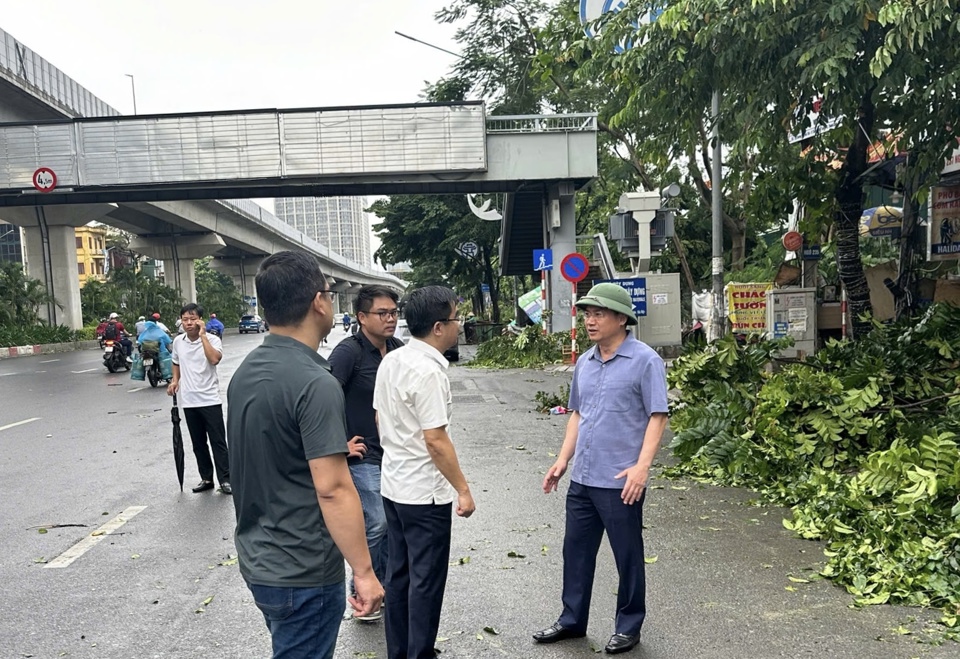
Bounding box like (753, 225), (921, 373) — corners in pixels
(140, 346), (170, 387)
(102, 338), (131, 373)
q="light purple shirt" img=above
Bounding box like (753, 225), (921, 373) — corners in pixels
(567, 334), (669, 489)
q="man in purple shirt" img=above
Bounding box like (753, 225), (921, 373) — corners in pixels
(534, 282), (669, 655)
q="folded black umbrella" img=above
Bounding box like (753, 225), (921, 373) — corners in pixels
(171, 394), (185, 492)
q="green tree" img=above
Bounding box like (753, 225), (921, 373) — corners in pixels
(590, 0), (960, 337)
(0, 261), (57, 326)
(370, 195), (504, 321)
(195, 259), (246, 326)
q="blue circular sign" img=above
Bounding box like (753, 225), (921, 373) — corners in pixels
(560, 253), (590, 283)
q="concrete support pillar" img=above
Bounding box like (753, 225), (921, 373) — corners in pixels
(209, 256), (263, 299)
(22, 224), (83, 329)
(163, 258), (198, 305)
(3, 204), (117, 331)
(129, 233), (226, 303)
(546, 185), (577, 333)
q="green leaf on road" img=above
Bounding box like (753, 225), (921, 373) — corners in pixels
(38, 528), (47, 534)
(131, 554), (141, 559)
(506, 551), (525, 558)
(483, 626), (500, 635)
(644, 556), (658, 564)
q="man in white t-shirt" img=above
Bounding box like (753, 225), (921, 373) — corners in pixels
(167, 302), (230, 495)
(373, 286), (475, 659)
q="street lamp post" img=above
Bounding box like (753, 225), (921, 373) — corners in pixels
(124, 74), (137, 115)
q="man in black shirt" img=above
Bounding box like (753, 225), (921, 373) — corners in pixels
(329, 285), (404, 623)
(228, 252), (383, 658)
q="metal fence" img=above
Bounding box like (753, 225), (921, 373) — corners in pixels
(0, 27), (119, 119)
(485, 113), (597, 133)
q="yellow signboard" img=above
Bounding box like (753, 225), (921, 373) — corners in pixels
(931, 186), (960, 261)
(725, 283), (772, 333)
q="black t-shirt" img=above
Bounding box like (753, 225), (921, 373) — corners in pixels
(227, 334), (348, 587)
(327, 330), (405, 467)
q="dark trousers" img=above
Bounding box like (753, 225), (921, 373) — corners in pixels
(557, 481), (647, 636)
(183, 404), (229, 485)
(383, 498), (452, 659)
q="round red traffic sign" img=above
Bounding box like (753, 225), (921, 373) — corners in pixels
(782, 230), (803, 252)
(560, 252), (590, 283)
(32, 168), (57, 193)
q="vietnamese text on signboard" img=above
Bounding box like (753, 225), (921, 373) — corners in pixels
(931, 186), (960, 260)
(725, 282), (772, 333)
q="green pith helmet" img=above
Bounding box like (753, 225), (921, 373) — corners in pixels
(575, 283), (637, 326)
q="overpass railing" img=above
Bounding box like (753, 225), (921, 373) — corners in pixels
(216, 198), (401, 284)
(0, 103), (487, 191)
(484, 113), (597, 133)
(0, 27), (118, 119)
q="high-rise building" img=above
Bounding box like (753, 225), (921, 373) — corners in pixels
(274, 196), (372, 266)
(0, 220), (24, 264)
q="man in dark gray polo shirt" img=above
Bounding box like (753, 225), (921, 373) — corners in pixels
(227, 251), (383, 659)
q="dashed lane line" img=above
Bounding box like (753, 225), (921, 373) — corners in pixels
(0, 418), (41, 433)
(39, 359), (60, 363)
(70, 368), (100, 374)
(43, 506), (147, 569)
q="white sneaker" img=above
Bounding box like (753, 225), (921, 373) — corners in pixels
(126, 356), (133, 363)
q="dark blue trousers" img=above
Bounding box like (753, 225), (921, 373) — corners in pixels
(383, 498), (452, 659)
(557, 481), (647, 636)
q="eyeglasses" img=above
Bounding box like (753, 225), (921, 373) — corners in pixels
(436, 318), (461, 325)
(363, 309), (399, 320)
(318, 289), (332, 300)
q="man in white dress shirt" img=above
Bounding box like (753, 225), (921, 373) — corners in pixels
(373, 286), (475, 659)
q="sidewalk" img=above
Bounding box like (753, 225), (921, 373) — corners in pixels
(334, 356), (953, 659)
(0, 338), (100, 359)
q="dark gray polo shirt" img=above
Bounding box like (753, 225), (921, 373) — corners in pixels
(227, 333), (348, 587)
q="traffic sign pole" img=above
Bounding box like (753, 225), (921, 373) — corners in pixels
(541, 270), (547, 335)
(570, 283), (577, 364)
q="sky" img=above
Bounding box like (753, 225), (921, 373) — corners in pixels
(1, 0), (465, 262)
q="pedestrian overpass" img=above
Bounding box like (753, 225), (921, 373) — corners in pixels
(0, 28), (597, 330)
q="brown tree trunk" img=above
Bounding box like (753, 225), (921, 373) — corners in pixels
(672, 234), (697, 293)
(890, 163), (931, 320)
(834, 92), (876, 339)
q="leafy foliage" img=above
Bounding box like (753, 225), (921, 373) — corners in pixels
(0, 324), (79, 348)
(534, 382), (571, 413)
(470, 314), (591, 369)
(668, 303), (960, 621)
(0, 261), (57, 326)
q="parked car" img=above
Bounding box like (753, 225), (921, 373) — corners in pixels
(395, 318), (460, 362)
(239, 314), (265, 334)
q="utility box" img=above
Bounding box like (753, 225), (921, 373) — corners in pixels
(636, 272), (682, 347)
(766, 287), (817, 357)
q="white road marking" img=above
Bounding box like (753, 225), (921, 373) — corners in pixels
(0, 372), (17, 377)
(0, 417), (41, 433)
(128, 387), (148, 393)
(39, 359), (60, 363)
(43, 506), (147, 569)
(71, 368), (100, 374)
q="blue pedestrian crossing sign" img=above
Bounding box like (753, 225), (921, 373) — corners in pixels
(533, 249), (553, 271)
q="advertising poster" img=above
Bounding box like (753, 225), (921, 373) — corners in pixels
(725, 283), (772, 333)
(931, 186), (960, 261)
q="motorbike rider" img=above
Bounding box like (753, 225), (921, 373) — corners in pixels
(103, 312), (134, 362)
(151, 312), (172, 335)
(135, 315), (147, 339)
(204, 313), (225, 337)
(137, 316), (173, 356)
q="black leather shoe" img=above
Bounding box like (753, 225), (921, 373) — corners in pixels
(192, 480), (214, 493)
(604, 632), (641, 654)
(532, 622), (586, 644)
(219, 482), (232, 495)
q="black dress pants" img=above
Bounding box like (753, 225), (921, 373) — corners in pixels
(383, 498), (452, 659)
(557, 481), (647, 636)
(182, 404), (229, 485)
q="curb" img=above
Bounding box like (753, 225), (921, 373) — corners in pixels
(0, 339), (100, 360)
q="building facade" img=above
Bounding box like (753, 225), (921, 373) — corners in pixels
(0, 220), (24, 264)
(75, 225), (107, 284)
(274, 196), (372, 266)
